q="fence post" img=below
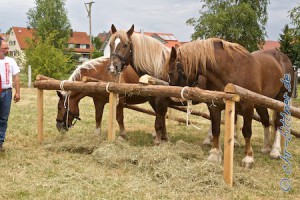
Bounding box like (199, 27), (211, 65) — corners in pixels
(223, 84), (237, 187)
(28, 65), (32, 88)
(107, 75), (120, 141)
(37, 89), (44, 143)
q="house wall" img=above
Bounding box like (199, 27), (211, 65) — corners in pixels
(7, 29), (25, 66)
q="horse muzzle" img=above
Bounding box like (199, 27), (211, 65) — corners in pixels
(56, 122), (69, 133)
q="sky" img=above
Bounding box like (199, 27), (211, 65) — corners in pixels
(0, 0), (299, 42)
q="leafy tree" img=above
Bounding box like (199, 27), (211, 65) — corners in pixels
(279, 24), (297, 65)
(25, 32), (73, 80)
(289, 5), (300, 67)
(27, 0), (71, 48)
(92, 36), (103, 59)
(186, 0), (269, 51)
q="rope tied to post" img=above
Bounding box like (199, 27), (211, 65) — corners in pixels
(105, 82), (111, 93)
(60, 80), (67, 91)
(180, 86), (189, 100)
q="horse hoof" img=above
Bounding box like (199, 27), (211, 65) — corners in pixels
(234, 140), (240, 147)
(261, 147), (271, 154)
(202, 137), (211, 146)
(208, 148), (222, 164)
(241, 156), (254, 168)
(154, 137), (161, 145)
(270, 148), (281, 159)
(95, 128), (101, 135)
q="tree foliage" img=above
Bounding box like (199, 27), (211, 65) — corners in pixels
(92, 36), (103, 59)
(25, 32), (73, 80)
(289, 5), (300, 67)
(186, 0), (269, 51)
(27, 0), (71, 48)
(279, 25), (297, 65)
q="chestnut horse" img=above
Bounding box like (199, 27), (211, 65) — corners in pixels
(108, 24), (173, 144)
(56, 56), (148, 137)
(167, 38), (294, 168)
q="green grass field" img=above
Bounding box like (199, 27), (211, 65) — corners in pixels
(0, 87), (299, 199)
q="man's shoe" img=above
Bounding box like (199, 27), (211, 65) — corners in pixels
(0, 143), (5, 152)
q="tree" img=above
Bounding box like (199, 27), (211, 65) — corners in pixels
(289, 5), (300, 67)
(92, 36), (103, 59)
(25, 32), (73, 80)
(279, 24), (297, 64)
(186, 0), (270, 51)
(27, 0), (71, 48)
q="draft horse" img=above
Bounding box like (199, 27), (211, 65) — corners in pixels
(56, 56), (148, 137)
(167, 38), (294, 168)
(108, 24), (173, 144)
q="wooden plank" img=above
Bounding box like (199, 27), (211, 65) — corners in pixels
(33, 80), (240, 103)
(223, 99), (235, 187)
(37, 89), (44, 143)
(225, 83), (300, 119)
(139, 74), (169, 85)
(108, 92), (118, 141)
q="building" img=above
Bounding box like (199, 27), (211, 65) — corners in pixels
(99, 30), (182, 57)
(6, 27), (93, 65)
(261, 40), (280, 50)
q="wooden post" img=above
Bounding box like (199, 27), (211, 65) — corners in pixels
(107, 74), (120, 141)
(108, 92), (118, 141)
(37, 89), (44, 143)
(223, 99), (235, 186)
(224, 84), (237, 187)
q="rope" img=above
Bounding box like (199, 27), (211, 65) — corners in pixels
(60, 80), (67, 91)
(181, 86), (189, 100)
(105, 82), (111, 93)
(186, 100), (202, 130)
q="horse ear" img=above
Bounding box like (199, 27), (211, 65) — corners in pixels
(56, 91), (62, 98)
(111, 24), (117, 34)
(170, 47), (177, 61)
(127, 24), (134, 37)
(174, 44), (180, 49)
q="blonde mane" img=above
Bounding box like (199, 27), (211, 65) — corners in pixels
(110, 30), (170, 80)
(177, 38), (250, 81)
(69, 56), (109, 81)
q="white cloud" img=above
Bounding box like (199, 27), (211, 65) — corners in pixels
(1, 0), (299, 42)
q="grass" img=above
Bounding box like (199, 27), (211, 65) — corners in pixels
(0, 87), (300, 200)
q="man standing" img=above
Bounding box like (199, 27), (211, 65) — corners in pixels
(0, 40), (20, 151)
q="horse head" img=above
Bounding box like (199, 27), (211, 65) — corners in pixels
(108, 24), (134, 74)
(56, 91), (81, 133)
(168, 47), (188, 87)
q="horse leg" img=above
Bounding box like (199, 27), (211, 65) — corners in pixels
(116, 99), (126, 139)
(202, 124), (212, 145)
(256, 107), (272, 154)
(93, 98), (105, 135)
(149, 97), (168, 145)
(241, 106), (255, 168)
(207, 106), (222, 164)
(270, 110), (282, 159)
(203, 112), (241, 147)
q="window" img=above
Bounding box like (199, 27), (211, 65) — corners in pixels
(68, 43), (75, 48)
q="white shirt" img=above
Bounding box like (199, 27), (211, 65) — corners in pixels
(0, 56), (20, 89)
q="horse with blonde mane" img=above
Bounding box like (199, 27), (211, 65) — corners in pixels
(108, 24), (177, 144)
(167, 38), (295, 168)
(56, 56), (148, 137)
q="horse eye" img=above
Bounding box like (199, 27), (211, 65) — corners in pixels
(123, 44), (128, 48)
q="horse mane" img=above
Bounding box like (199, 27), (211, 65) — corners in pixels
(69, 56), (109, 81)
(177, 38), (250, 81)
(110, 30), (170, 80)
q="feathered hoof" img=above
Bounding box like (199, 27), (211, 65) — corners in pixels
(95, 128), (101, 135)
(154, 137), (161, 145)
(261, 147), (271, 154)
(234, 139), (240, 147)
(270, 147), (281, 159)
(208, 148), (222, 164)
(202, 137), (212, 146)
(241, 156), (254, 168)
